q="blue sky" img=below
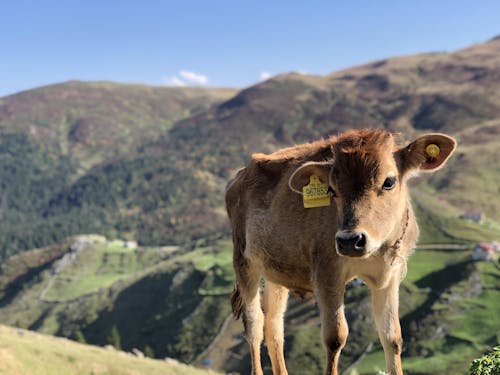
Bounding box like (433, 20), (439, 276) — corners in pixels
(1, 0), (499, 96)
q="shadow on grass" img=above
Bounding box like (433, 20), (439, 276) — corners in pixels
(0, 260), (56, 308)
(401, 260), (476, 344)
(79, 265), (204, 359)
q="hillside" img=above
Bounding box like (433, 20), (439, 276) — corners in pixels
(0, 37), (499, 375)
(0, 235), (235, 364)
(0, 324), (217, 375)
(0, 82), (236, 258)
(0, 81), (235, 170)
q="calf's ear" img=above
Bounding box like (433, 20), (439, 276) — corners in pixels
(288, 161), (332, 194)
(396, 133), (457, 177)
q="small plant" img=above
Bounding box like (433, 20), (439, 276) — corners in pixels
(73, 329), (86, 344)
(106, 325), (122, 350)
(469, 346), (500, 375)
(144, 345), (155, 358)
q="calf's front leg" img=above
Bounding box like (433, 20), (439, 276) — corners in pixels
(370, 277), (403, 375)
(263, 281), (289, 375)
(316, 281), (348, 375)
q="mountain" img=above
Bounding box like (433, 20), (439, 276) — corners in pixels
(0, 81), (235, 170)
(0, 82), (236, 257)
(0, 37), (499, 375)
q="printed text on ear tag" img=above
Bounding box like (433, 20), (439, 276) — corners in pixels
(303, 175), (330, 208)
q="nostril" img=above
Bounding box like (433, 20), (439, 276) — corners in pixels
(354, 233), (366, 250)
(336, 237), (345, 251)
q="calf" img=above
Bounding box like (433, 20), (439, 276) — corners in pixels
(226, 129), (456, 375)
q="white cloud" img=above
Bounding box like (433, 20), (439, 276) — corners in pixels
(179, 70), (208, 85)
(259, 71), (272, 81)
(164, 70), (208, 87)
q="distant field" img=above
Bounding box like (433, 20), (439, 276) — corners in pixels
(42, 241), (144, 301)
(411, 186), (499, 244)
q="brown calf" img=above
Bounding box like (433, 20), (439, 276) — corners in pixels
(226, 129), (456, 375)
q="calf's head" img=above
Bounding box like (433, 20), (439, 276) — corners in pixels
(289, 130), (456, 258)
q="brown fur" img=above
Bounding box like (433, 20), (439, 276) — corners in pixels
(226, 129), (456, 375)
(230, 284), (244, 320)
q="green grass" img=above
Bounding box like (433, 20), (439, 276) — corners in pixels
(403, 341), (479, 374)
(184, 239), (235, 295)
(449, 263), (500, 346)
(405, 249), (469, 284)
(178, 240), (234, 281)
(104, 240), (135, 252)
(192, 246), (233, 272)
(42, 241), (161, 301)
(285, 325), (325, 375)
(44, 257), (130, 301)
(353, 350), (386, 375)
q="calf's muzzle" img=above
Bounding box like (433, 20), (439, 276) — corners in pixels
(335, 230), (367, 257)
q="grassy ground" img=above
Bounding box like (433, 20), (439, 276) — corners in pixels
(0, 324), (217, 375)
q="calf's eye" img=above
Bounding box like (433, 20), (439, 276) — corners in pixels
(382, 176), (396, 191)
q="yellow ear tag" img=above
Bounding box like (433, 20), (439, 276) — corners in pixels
(425, 144), (440, 158)
(303, 175), (330, 208)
